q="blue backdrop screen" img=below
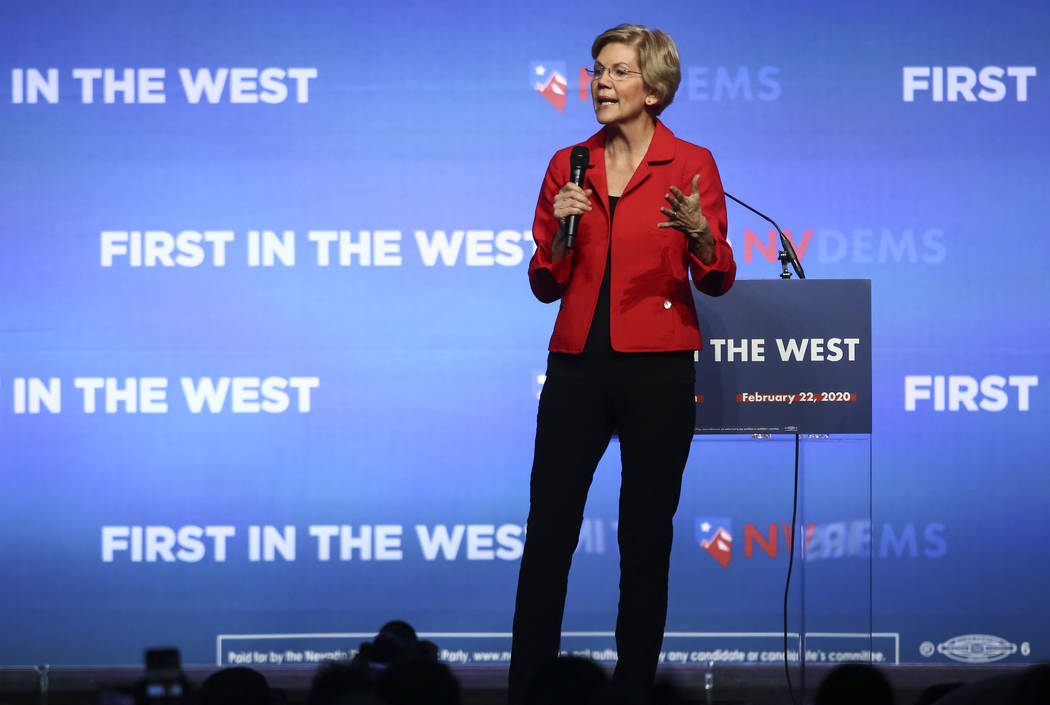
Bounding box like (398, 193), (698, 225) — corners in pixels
(1, 1), (1047, 668)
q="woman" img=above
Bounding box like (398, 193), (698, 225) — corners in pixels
(509, 24), (736, 704)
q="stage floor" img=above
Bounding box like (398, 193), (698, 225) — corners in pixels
(0, 662), (1031, 705)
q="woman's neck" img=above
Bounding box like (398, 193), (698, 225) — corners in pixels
(604, 115), (656, 165)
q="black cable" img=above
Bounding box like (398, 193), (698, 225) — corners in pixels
(783, 433), (801, 705)
(724, 191), (804, 703)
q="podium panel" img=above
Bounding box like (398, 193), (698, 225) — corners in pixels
(693, 279), (872, 434)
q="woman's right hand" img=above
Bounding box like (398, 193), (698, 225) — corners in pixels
(553, 182), (593, 227)
(549, 182), (593, 262)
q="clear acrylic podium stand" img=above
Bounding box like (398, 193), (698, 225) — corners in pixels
(791, 433), (875, 698)
(648, 433), (875, 703)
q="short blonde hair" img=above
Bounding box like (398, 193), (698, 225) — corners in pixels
(591, 24), (681, 116)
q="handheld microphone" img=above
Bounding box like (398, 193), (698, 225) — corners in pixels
(565, 146), (590, 250)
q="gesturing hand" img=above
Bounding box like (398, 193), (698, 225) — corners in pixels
(658, 174), (715, 263)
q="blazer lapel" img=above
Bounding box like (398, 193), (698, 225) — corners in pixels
(621, 119), (677, 197)
(582, 132), (608, 217)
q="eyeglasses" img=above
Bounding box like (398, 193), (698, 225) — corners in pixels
(585, 62), (642, 81)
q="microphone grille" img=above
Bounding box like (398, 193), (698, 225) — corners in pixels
(570, 146), (590, 169)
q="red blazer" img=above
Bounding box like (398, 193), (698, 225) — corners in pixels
(529, 120), (736, 353)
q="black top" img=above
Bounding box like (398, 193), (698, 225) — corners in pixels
(580, 195), (617, 357)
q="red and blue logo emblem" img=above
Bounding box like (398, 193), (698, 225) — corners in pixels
(530, 61), (568, 112)
(696, 517), (733, 569)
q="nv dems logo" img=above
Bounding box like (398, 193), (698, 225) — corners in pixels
(529, 61), (781, 113)
(530, 61), (568, 112)
(695, 516), (946, 569)
(696, 518), (733, 569)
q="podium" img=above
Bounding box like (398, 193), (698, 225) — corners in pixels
(693, 279), (872, 435)
(687, 279), (874, 698)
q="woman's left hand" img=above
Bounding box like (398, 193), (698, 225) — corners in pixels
(659, 173), (715, 264)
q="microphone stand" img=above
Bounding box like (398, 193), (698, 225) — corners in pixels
(723, 192), (805, 280)
(721, 190), (805, 705)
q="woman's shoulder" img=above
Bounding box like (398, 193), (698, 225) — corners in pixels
(675, 138), (714, 158)
(678, 141), (717, 173)
(659, 123), (713, 159)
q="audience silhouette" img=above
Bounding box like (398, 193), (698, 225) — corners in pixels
(91, 632), (1050, 705)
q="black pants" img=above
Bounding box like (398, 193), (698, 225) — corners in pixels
(508, 353), (696, 704)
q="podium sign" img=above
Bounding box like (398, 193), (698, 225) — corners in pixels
(692, 279), (872, 434)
